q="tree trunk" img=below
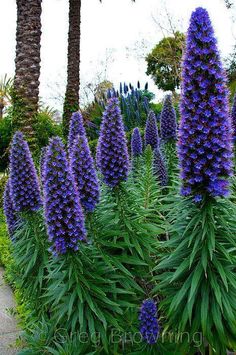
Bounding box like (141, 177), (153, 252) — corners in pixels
(13, 0), (42, 147)
(0, 103), (4, 119)
(63, 0), (81, 137)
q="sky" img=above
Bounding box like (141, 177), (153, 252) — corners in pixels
(1, 0), (236, 111)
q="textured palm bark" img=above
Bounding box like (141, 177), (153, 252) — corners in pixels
(14, 0), (42, 146)
(63, 0), (81, 136)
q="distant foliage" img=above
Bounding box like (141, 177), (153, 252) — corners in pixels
(146, 32), (185, 92)
(34, 111), (63, 149)
(118, 82), (153, 130)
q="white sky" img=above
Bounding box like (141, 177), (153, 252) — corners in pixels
(1, 0), (236, 111)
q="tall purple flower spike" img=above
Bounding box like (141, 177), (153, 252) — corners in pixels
(131, 127), (143, 157)
(160, 95), (177, 140)
(231, 93), (236, 141)
(153, 148), (168, 187)
(139, 299), (159, 345)
(10, 131), (42, 212)
(68, 111), (86, 154)
(70, 134), (100, 212)
(3, 180), (19, 237)
(44, 137), (86, 255)
(145, 110), (159, 149)
(96, 97), (129, 187)
(179, 7), (233, 202)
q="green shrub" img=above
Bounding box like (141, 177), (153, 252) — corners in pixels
(88, 138), (98, 156)
(0, 116), (13, 171)
(0, 208), (11, 267)
(34, 112), (63, 149)
(0, 174), (8, 207)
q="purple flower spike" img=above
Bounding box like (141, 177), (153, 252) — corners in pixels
(44, 137), (86, 255)
(10, 131), (42, 212)
(145, 111), (159, 149)
(131, 127), (143, 157)
(70, 134), (100, 212)
(96, 98), (129, 187)
(160, 95), (177, 140)
(153, 148), (168, 187)
(68, 112), (86, 154)
(179, 7), (233, 199)
(231, 93), (236, 141)
(3, 180), (19, 237)
(139, 299), (159, 345)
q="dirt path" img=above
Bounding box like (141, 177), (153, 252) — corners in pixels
(0, 267), (20, 354)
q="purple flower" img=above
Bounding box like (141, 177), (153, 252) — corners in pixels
(44, 137), (86, 255)
(139, 299), (159, 345)
(131, 127), (143, 157)
(153, 148), (168, 187)
(160, 95), (177, 140)
(178, 7), (233, 199)
(231, 93), (236, 141)
(68, 112), (86, 154)
(70, 134), (100, 212)
(145, 111), (159, 149)
(3, 180), (19, 237)
(10, 131), (42, 212)
(96, 98), (129, 187)
(40, 146), (48, 188)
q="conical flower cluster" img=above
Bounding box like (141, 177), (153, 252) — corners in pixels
(44, 137), (86, 255)
(139, 299), (159, 344)
(3, 180), (19, 237)
(179, 7), (233, 201)
(145, 111), (159, 149)
(10, 131), (42, 212)
(153, 148), (168, 187)
(231, 93), (236, 140)
(160, 95), (177, 140)
(68, 112), (86, 154)
(131, 127), (143, 157)
(70, 134), (100, 212)
(96, 98), (129, 187)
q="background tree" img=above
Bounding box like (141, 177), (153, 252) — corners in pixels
(13, 0), (42, 147)
(223, 0), (234, 8)
(146, 31), (185, 93)
(63, 0), (135, 137)
(62, 0), (81, 137)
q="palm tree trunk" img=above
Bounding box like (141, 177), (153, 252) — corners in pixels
(0, 102), (4, 119)
(63, 0), (81, 137)
(13, 0), (42, 147)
